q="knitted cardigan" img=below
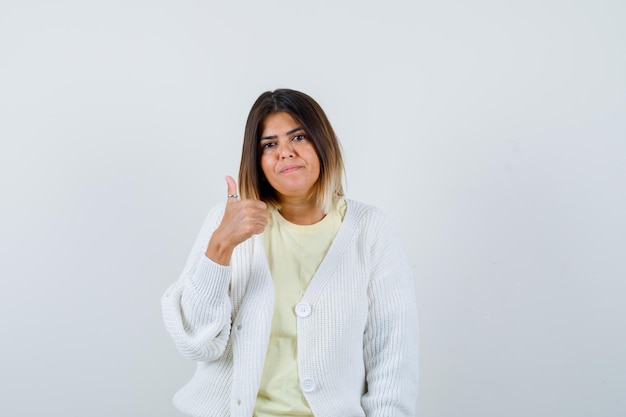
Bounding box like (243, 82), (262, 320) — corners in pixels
(162, 199), (419, 417)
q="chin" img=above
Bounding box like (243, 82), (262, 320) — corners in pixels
(278, 186), (315, 198)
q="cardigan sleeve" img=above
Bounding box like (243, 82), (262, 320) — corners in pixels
(161, 204), (233, 362)
(361, 211), (419, 417)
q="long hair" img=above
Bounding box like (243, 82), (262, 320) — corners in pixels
(238, 89), (345, 213)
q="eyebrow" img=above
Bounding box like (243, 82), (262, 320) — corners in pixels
(260, 126), (304, 141)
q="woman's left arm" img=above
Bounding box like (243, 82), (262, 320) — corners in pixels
(361, 212), (419, 417)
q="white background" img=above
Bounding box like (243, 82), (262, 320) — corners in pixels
(1, 1), (625, 416)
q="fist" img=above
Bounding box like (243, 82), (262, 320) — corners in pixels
(220, 175), (269, 245)
(205, 175), (268, 265)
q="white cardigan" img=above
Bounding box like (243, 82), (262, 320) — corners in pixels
(162, 199), (419, 417)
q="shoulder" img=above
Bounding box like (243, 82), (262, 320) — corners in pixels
(191, 202), (227, 244)
(344, 198), (406, 257)
(344, 199), (396, 230)
(202, 202), (227, 225)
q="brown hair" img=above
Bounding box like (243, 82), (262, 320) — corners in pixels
(238, 89), (345, 213)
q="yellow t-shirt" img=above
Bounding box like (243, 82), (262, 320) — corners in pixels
(254, 199), (347, 417)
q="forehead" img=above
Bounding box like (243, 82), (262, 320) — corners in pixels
(261, 112), (300, 135)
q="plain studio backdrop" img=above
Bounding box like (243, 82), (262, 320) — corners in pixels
(1, 1), (624, 416)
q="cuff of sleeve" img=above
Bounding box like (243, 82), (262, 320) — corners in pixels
(189, 255), (231, 297)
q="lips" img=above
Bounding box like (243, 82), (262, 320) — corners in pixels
(279, 164), (302, 174)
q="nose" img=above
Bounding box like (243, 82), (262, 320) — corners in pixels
(279, 141), (295, 159)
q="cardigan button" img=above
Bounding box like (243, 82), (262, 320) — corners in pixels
(301, 378), (316, 393)
(295, 302), (311, 317)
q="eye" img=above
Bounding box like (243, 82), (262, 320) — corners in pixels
(261, 141), (277, 151)
(292, 134), (306, 141)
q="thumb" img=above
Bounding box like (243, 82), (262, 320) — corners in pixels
(225, 175), (239, 202)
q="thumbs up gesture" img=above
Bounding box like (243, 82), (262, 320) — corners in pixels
(205, 175), (269, 265)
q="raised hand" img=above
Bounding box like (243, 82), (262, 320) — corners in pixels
(205, 175), (268, 265)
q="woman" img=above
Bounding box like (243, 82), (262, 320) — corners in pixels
(162, 89), (419, 417)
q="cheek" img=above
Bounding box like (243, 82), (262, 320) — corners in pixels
(260, 156), (272, 177)
(308, 150), (321, 174)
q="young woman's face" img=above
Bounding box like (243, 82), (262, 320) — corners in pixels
(259, 112), (321, 201)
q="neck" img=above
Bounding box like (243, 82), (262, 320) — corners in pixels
(278, 196), (325, 225)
